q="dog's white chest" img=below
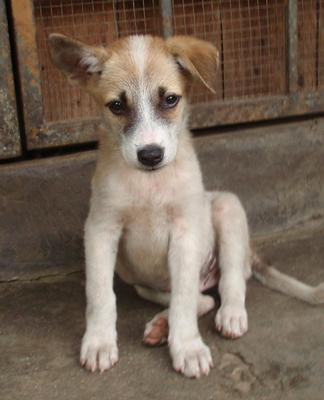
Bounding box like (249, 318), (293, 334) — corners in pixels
(117, 207), (171, 290)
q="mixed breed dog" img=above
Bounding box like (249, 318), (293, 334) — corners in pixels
(49, 33), (324, 378)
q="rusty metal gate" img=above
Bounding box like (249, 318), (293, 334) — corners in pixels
(1, 0), (324, 155)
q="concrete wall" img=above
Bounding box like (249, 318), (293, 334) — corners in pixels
(1, 117), (324, 280)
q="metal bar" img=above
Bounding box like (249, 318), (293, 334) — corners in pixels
(159, 0), (173, 38)
(288, 0), (298, 93)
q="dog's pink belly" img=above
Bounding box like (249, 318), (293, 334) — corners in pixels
(117, 247), (219, 293)
(199, 255), (220, 292)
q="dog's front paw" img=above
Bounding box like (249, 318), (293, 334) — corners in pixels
(80, 332), (118, 373)
(215, 304), (248, 339)
(169, 336), (213, 378)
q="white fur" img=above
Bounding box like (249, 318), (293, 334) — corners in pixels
(129, 36), (149, 76)
(80, 52), (102, 73)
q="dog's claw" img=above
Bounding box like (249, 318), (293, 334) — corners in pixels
(170, 336), (213, 379)
(80, 332), (119, 373)
(215, 304), (248, 339)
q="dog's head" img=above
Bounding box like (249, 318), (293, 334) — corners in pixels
(49, 34), (219, 171)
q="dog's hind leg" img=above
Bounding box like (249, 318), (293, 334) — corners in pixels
(134, 285), (170, 346)
(142, 309), (169, 346)
(210, 191), (252, 339)
(137, 289), (215, 346)
(135, 285), (171, 307)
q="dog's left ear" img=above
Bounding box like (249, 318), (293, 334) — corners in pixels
(48, 33), (109, 88)
(166, 36), (219, 93)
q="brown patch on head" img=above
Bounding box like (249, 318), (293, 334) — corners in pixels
(155, 88), (182, 124)
(120, 91), (139, 135)
(49, 33), (219, 135)
(97, 35), (186, 131)
(104, 90), (138, 135)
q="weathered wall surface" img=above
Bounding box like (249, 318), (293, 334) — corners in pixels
(196, 118), (324, 234)
(1, 118), (324, 280)
(0, 153), (94, 280)
(0, 1), (21, 159)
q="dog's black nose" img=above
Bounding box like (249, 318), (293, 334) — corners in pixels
(137, 145), (164, 167)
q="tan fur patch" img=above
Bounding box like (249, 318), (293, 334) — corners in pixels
(166, 35), (219, 93)
(49, 34), (219, 146)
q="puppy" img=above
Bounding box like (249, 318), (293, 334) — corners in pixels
(49, 33), (324, 379)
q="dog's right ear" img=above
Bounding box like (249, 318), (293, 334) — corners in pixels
(48, 33), (109, 87)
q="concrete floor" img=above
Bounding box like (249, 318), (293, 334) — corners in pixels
(1, 224), (324, 400)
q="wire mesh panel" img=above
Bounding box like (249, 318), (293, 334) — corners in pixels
(115, 0), (162, 36)
(34, 0), (161, 123)
(220, 0), (287, 99)
(298, 0), (317, 90)
(173, 0), (287, 103)
(298, 0), (324, 91)
(172, 0), (223, 103)
(34, 0), (288, 124)
(11, 0), (324, 149)
(318, 1), (324, 88)
(35, 0), (115, 123)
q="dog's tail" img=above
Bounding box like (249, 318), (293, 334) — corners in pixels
(251, 252), (324, 305)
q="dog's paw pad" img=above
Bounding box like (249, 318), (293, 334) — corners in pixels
(143, 316), (168, 346)
(215, 304), (248, 339)
(80, 334), (118, 373)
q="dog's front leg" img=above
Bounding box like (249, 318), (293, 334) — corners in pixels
(80, 204), (122, 373)
(168, 217), (213, 378)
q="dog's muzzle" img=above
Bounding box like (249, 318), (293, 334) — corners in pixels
(137, 145), (164, 168)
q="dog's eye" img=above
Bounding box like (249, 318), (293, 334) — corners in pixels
(106, 100), (125, 115)
(163, 94), (180, 109)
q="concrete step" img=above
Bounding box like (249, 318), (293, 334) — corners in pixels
(1, 223), (323, 400)
(1, 117), (324, 280)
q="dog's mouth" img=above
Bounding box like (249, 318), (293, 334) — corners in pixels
(141, 164), (165, 172)
(137, 162), (167, 172)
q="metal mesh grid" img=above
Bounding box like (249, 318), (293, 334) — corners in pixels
(221, 0), (287, 99)
(34, 0), (162, 123)
(172, 0), (287, 103)
(34, 0), (288, 124)
(172, 0), (222, 103)
(298, 0), (324, 91)
(298, 0), (318, 90)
